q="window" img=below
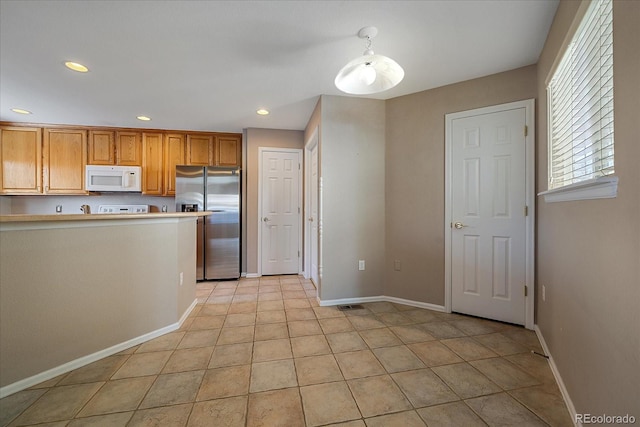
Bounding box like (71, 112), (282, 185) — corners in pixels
(544, 0), (616, 201)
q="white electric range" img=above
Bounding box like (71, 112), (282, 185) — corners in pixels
(97, 204), (149, 214)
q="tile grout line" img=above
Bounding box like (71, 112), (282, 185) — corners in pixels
(2, 275), (567, 427)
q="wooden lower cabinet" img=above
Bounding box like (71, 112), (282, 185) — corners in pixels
(43, 128), (87, 194)
(0, 126), (42, 194)
(142, 133), (164, 195)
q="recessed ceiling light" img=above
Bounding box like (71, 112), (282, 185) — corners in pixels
(137, 115), (152, 121)
(11, 108), (32, 115)
(256, 109), (269, 116)
(64, 61), (89, 73)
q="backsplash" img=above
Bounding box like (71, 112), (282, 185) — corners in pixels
(0, 194), (177, 215)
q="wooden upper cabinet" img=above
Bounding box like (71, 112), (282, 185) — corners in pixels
(88, 130), (115, 165)
(88, 130), (141, 166)
(216, 134), (241, 167)
(0, 126), (43, 194)
(1, 124), (241, 197)
(116, 131), (142, 166)
(186, 134), (214, 166)
(43, 128), (87, 194)
(142, 133), (163, 195)
(163, 133), (185, 196)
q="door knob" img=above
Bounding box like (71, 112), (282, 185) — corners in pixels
(263, 217), (270, 222)
(453, 222), (468, 229)
(308, 217), (314, 222)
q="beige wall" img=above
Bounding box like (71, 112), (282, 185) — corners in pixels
(385, 65), (537, 304)
(535, 0), (640, 415)
(0, 196), (11, 214)
(177, 219), (197, 315)
(0, 218), (196, 389)
(244, 128), (305, 275)
(319, 95), (386, 300)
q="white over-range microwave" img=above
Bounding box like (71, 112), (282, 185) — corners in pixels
(85, 165), (142, 192)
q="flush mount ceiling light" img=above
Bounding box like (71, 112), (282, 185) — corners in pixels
(335, 26), (404, 95)
(64, 61), (89, 73)
(256, 109), (270, 116)
(136, 115), (151, 121)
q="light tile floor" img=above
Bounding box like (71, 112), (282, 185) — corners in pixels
(1, 276), (573, 426)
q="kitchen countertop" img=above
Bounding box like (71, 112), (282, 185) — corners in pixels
(0, 211), (211, 223)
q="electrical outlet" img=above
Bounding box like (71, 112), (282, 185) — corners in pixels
(542, 285), (546, 302)
(179, 272), (184, 286)
(394, 260), (402, 271)
(358, 260), (365, 271)
(56, 205), (62, 213)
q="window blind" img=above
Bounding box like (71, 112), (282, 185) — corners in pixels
(548, 0), (614, 189)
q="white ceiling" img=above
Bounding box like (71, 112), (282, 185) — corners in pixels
(0, 0), (558, 133)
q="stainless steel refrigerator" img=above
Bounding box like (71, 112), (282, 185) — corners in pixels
(175, 166), (241, 280)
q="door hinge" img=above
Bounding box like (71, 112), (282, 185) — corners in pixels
(298, 163), (301, 170)
(524, 206), (528, 216)
(298, 250), (300, 257)
(298, 207), (300, 214)
(524, 125), (528, 137)
(524, 285), (528, 297)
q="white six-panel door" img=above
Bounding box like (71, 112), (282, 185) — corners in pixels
(449, 105), (529, 325)
(260, 148), (301, 276)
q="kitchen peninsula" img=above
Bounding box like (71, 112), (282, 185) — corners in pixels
(0, 211), (208, 397)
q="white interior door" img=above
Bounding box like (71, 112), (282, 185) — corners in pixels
(449, 106), (528, 325)
(260, 149), (301, 275)
(309, 143), (319, 286)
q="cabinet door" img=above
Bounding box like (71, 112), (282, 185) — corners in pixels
(43, 129), (87, 194)
(0, 126), (43, 194)
(163, 133), (185, 195)
(116, 131), (142, 166)
(186, 134), (213, 166)
(142, 133), (163, 195)
(216, 135), (241, 166)
(88, 130), (115, 165)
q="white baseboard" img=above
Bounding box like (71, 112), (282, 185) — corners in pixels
(245, 273), (260, 279)
(319, 294), (446, 313)
(318, 295), (383, 307)
(0, 299), (198, 399)
(180, 298), (198, 325)
(534, 325), (580, 427)
(383, 295), (446, 312)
